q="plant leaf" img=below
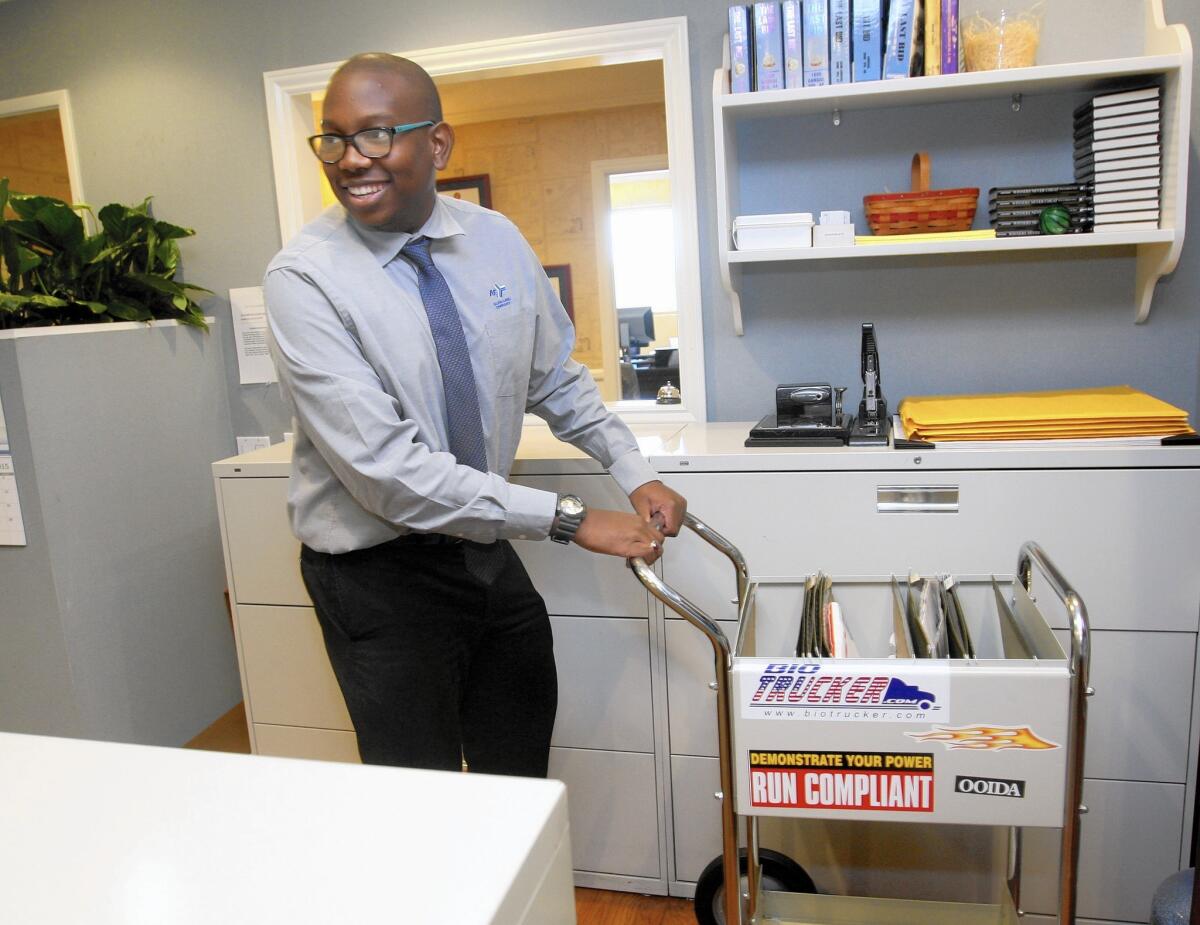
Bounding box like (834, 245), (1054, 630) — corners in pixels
(82, 301), (108, 315)
(35, 201), (85, 250)
(127, 272), (185, 296)
(0, 177), (9, 217)
(106, 297), (152, 322)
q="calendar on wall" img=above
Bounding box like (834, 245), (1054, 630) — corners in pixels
(0, 390), (27, 546)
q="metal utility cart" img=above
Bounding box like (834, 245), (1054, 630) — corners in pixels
(632, 513), (1091, 925)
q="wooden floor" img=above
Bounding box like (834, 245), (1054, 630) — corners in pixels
(186, 705), (694, 923)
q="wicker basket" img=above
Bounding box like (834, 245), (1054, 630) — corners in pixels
(863, 152), (979, 236)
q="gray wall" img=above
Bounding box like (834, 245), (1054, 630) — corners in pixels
(0, 0), (1196, 427)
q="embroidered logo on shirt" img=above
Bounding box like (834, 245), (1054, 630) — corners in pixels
(489, 282), (512, 310)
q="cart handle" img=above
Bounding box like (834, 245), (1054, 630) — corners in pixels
(1017, 540), (1090, 925)
(629, 511), (749, 670)
(630, 511), (747, 925)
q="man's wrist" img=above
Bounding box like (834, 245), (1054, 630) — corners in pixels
(549, 494), (587, 544)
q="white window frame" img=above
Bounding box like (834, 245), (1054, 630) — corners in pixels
(262, 17), (705, 424)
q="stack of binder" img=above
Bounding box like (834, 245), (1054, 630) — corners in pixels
(1073, 85), (1162, 231)
(988, 183), (1092, 237)
(898, 385), (1194, 443)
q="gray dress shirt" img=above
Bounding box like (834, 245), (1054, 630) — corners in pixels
(265, 196), (658, 554)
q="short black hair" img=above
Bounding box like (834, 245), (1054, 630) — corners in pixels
(331, 52), (443, 122)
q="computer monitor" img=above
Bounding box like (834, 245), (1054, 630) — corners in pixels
(618, 307), (655, 356)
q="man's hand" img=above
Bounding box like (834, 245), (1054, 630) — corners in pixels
(629, 480), (688, 536)
(573, 509), (667, 564)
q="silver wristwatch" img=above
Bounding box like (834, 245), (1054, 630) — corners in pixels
(550, 494), (587, 544)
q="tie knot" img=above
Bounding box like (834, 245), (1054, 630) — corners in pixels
(401, 235), (433, 269)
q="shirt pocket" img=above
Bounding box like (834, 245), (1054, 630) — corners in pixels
(485, 311), (533, 398)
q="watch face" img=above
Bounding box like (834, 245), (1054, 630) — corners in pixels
(560, 496), (585, 517)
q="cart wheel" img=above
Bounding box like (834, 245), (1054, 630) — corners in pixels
(692, 848), (815, 925)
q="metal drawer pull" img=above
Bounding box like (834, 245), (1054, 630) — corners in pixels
(877, 485), (959, 513)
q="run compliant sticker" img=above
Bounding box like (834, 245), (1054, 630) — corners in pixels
(748, 750), (935, 812)
(739, 660), (950, 722)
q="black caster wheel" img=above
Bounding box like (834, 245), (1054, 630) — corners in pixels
(692, 847), (815, 925)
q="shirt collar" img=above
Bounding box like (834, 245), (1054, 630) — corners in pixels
(347, 195), (466, 267)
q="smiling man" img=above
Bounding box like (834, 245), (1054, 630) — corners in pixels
(263, 53), (686, 776)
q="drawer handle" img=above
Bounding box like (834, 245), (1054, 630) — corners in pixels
(877, 485), (959, 514)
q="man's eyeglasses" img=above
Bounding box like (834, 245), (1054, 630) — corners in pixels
(307, 121), (435, 164)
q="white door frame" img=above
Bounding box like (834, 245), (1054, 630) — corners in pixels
(262, 17), (705, 423)
(0, 90), (87, 207)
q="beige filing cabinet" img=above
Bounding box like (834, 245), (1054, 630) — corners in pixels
(212, 426), (685, 895)
(653, 424), (1200, 924)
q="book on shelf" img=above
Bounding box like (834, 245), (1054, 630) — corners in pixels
(989, 205), (1094, 221)
(753, 1), (786, 90)
(1078, 121), (1161, 143)
(1090, 175), (1163, 194)
(1093, 209), (1160, 223)
(782, 0), (804, 89)
(990, 183), (1088, 199)
(1073, 97), (1160, 128)
(924, 0), (942, 75)
(989, 194), (1092, 211)
(830, 0), (852, 83)
(852, 0), (884, 81)
(803, 0), (831, 86)
(941, 0), (959, 74)
(1076, 165), (1161, 184)
(1074, 84), (1160, 113)
(1093, 197), (1159, 213)
(1089, 111), (1161, 135)
(1093, 187), (1162, 204)
(996, 227), (1090, 238)
(993, 216), (1093, 231)
(1074, 151), (1161, 173)
(1073, 132), (1160, 154)
(729, 6), (754, 93)
(882, 0), (920, 79)
(1093, 220), (1160, 232)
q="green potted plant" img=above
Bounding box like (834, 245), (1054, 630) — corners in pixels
(0, 177), (210, 330)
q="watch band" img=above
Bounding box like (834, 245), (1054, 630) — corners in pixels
(550, 494), (586, 545)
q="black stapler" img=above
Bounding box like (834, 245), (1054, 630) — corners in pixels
(746, 382), (852, 447)
(847, 322), (889, 446)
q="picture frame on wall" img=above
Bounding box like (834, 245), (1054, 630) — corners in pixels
(543, 265), (573, 322)
(436, 174), (492, 209)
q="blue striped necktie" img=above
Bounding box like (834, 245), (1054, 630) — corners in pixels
(400, 236), (488, 473)
(398, 236), (502, 582)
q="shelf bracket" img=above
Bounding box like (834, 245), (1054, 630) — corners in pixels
(719, 257), (744, 336)
(1134, 241), (1179, 324)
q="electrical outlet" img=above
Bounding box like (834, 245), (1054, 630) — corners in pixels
(236, 436), (271, 455)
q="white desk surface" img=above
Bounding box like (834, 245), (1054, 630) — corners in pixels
(211, 421), (1200, 478)
(0, 733), (574, 924)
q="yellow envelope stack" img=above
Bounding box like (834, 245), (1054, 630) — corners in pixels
(899, 385), (1194, 442)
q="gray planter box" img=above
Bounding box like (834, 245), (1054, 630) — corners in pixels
(0, 320), (241, 745)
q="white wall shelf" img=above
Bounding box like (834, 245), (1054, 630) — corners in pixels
(713, 0), (1192, 333)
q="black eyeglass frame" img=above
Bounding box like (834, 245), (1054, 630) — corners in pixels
(307, 121), (436, 164)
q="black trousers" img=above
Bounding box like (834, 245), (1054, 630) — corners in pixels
(299, 537), (557, 777)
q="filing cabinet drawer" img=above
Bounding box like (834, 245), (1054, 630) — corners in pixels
(512, 474), (651, 617)
(662, 469), (1200, 633)
(219, 477), (308, 607)
(549, 747), (659, 879)
(664, 619), (738, 757)
(1056, 629), (1195, 783)
(550, 615), (654, 752)
(237, 604), (351, 731)
(1021, 778), (1185, 923)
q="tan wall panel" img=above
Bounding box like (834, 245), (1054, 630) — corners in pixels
(0, 110), (72, 210)
(442, 102), (667, 372)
